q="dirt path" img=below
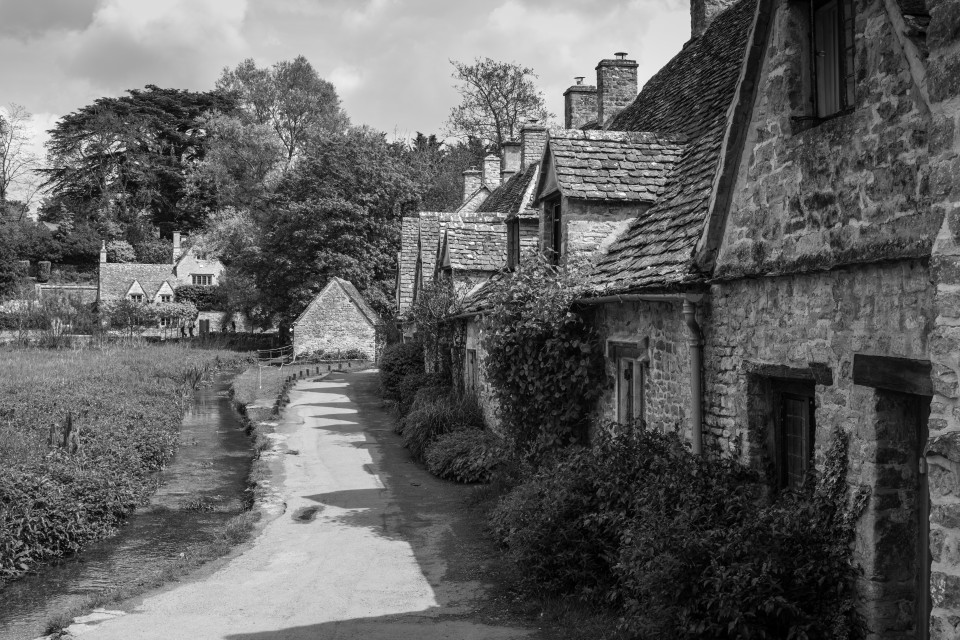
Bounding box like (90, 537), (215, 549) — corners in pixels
(65, 370), (534, 640)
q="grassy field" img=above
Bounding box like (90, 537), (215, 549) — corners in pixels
(0, 344), (250, 584)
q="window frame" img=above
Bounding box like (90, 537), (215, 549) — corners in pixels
(609, 341), (648, 425)
(160, 294), (172, 303)
(129, 294), (144, 303)
(770, 378), (816, 490)
(544, 195), (562, 265)
(507, 219), (520, 270)
(191, 274), (213, 286)
(809, 0), (855, 119)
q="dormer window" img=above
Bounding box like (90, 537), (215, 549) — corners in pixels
(130, 294), (144, 303)
(160, 294), (172, 303)
(192, 274), (213, 286)
(811, 0), (855, 118)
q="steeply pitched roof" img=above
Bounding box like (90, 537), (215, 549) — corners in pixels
(587, 0), (760, 294)
(477, 163), (540, 215)
(294, 277), (382, 327)
(99, 263), (175, 300)
(461, 271), (507, 315)
(442, 219), (507, 272)
(544, 130), (685, 203)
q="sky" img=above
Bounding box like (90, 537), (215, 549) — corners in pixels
(0, 0), (691, 199)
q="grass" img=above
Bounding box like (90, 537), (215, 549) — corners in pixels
(0, 343), (251, 584)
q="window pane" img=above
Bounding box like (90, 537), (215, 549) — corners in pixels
(815, 1), (840, 116)
(782, 394), (810, 488)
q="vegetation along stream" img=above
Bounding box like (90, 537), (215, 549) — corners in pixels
(0, 371), (253, 640)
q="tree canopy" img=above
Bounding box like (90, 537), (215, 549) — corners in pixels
(446, 58), (552, 152)
(41, 85), (236, 236)
(217, 56), (349, 167)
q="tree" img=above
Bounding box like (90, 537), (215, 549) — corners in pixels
(446, 58), (552, 153)
(248, 127), (420, 320)
(0, 104), (41, 209)
(217, 56), (349, 167)
(400, 133), (486, 211)
(42, 86), (236, 235)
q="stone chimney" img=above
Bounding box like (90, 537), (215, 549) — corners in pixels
(501, 141), (521, 182)
(564, 77), (598, 129)
(596, 52), (638, 128)
(520, 120), (547, 169)
(172, 231), (182, 263)
(691, 0), (736, 38)
(482, 153), (501, 189)
(462, 167), (481, 202)
(100, 240), (107, 264)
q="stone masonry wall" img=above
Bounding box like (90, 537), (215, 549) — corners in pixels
(294, 284), (376, 359)
(591, 300), (692, 434)
(924, 1), (960, 634)
(553, 198), (644, 261)
(715, 0), (936, 281)
(464, 318), (501, 434)
(705, 260), (935, 638)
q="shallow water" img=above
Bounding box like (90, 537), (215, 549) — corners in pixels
(0, 372), (253, 640)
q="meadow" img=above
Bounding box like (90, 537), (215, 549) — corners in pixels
(0, 344), (250, 584)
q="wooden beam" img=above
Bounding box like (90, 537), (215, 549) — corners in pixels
(852, 354), (933, 397)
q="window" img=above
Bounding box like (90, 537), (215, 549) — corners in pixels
(770, 379), (816, 489)
(507, 220), (520, 270)
(130, 294), (144, 303)
(159, 316), (174, 327)
(810, 0), (855, 118)
(192, 274), (213, 286)
(617, 358), (644, 424)
(465, 349), (478, 393)
(160, 294), (172, 303)
(544, 196), (562, 265)
(609, 340), (648, 425)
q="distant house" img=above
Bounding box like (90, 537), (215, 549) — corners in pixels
(292, 277), (382, 360)
(97, 231), (242, 333)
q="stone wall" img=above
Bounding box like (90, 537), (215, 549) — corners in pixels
(591, 300), (692, 434)
(464, 317), (500, 433)
(550, 198), (644, 261)
(564, 84), (598, 129)
(173, 251), (224, 285)
(924, 0), (960, 634)
(293, 284), (377, 359)
(704, 260), (935, 637)
(715, 0), (936, 281)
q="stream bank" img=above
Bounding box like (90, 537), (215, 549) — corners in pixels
(0, 370), (259, 640)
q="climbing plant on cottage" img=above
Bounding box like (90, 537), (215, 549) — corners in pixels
(482, 255), (605, 454)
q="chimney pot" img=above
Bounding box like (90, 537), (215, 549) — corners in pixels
(575, 76), (584, 85)
(615, 52), (627, 60)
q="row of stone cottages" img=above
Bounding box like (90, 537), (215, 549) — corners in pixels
(396, 0), (960, 637)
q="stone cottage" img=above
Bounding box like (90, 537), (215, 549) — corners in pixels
(411, 0), (960, 635)
(98, 231), (242, 333)
(292, 277), (382, 360)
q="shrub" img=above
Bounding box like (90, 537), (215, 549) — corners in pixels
(398, 371), (448, 416)
(490, 424), (865, 639)
(424, 429), (507, 483)
(402, 388), (484, 460)
(482, 255), (605, 455)
(378, 342), (424, 399)
(174, 285), (227, 311)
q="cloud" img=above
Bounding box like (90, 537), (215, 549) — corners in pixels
(63, 0), (250, 91)
(0, 0), (98, 38)
(0, 0), (693, 163)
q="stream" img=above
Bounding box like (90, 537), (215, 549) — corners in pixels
(0, 371), (253, 640)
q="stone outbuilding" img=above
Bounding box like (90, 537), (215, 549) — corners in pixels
(292, 277), (382, 360)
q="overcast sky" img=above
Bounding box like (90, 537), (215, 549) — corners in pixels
(0, 0), (691, 166)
